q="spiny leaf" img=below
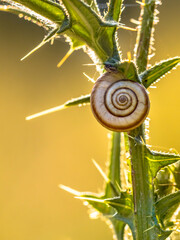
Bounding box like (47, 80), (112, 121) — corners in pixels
(105, 194), (133, 218)
(145, 146), (180, 178)
(10, 0), (66, 23)
(140, 57), (180, 88)
(105, 0), (123, 22)
(155, 190), (180, 227)
(78, 192), (133, 222)
(61, 184), (127, 240)
(60, 184), (113, 214)
(0, 2), (53, 29)
(61, 0), (119, 62)
(78, 195), (115, 215)
(26, 94), (90, 120)
(106, 194), (135, 238)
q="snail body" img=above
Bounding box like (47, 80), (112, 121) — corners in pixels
(90, 72), (150, 132)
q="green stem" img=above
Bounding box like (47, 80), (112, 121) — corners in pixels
(135, 0), (156, 72)
(129, 125), (155, 239)
(130, 0), (157, 239)
(105, 131), (121, 198)
(105, 132), (125, 240)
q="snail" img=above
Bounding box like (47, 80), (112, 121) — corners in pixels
(90, 72), (150, 132)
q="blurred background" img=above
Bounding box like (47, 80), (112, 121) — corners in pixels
(0, 0), (180, 240)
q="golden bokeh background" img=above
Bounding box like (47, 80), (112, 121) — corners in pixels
(0, 1), (180, 240)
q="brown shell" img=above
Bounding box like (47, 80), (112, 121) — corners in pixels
(90, 72), (150, 132)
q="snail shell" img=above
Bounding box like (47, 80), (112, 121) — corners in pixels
(90, 72), (150, 132)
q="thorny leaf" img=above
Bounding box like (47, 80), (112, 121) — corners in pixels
(140, 57), (180, 88)
(61, 0), (120, 62)
(0, 1), (54, 29)
(145, 146), (180, 178)
(7, 0), (66, 23)
(155, 190), (180, 228)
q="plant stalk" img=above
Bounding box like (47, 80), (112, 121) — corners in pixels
(129, 125), (155, 239)
(130, 0), (157, 239)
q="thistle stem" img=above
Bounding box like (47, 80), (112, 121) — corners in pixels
(129, 125), (155, 239)
(130, 0), (157, 239)
(134, 0), (156, 72)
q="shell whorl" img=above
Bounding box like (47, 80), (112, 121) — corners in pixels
(90, 72), (150, 132)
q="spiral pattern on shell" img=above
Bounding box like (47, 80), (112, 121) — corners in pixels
(90, 72), (150, 132)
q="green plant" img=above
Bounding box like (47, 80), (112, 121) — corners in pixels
(1, 0), (180, 239)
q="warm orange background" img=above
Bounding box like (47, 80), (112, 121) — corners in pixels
(0, 1), (180, 240)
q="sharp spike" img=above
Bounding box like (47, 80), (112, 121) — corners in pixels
(118, 25), (137, 31)
(57, 48), (74, 68)
(92, 159), (110, 183)
(59, 184), (80, 196)
(26, 104), (66, 120)
(21, 41), (45, 61)
(83, 73), (95, 83)
(75, 196), (104, 203)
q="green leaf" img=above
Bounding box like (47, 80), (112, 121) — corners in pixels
(78, 192), (133, 224)
(0, 2), (52, 29)
(78, 194), (116, 215)
(145, 147), (180, 178)
(155, 190), (180, 227)
(26, 94), (90, 120)
(105, 0), (123, 22)
(105, 194), (135, 238)
(140, 57), (180, 88)
(11, 0), (66, 23)
(61, 0), (119, 62)
(77, 194), (132, 240)
(105, 194), (133, 219)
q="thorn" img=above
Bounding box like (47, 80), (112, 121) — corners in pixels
(83, 73), (95, 83)
(118, 25), (137, 31)
(92, 159), (110, 183)
(83, 63), (103, 66)
(59, 184), (81, 196)
(21, 41), (45, 61)
(75, 196), (104, 203)
(26, 104), (66, 120)
(57, 48), (74, 68)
